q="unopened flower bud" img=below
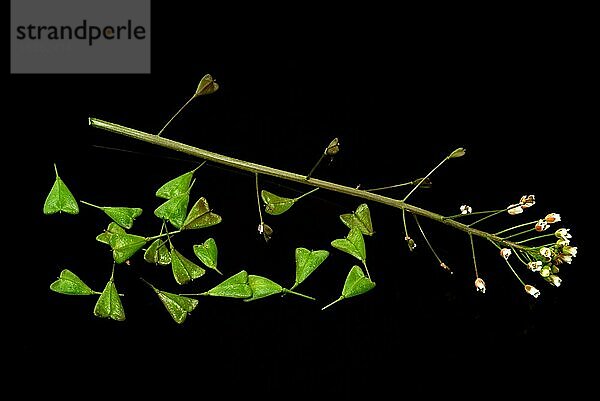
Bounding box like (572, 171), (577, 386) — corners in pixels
(500, 248), (512, 260)
(549, 275), (562, 287)
(527, 261), (542, 272)
(524, 284), (541, 298)
(519, 195), (536, 209)
(448, 147), (466, 159)
(540, 266), (551, 278)
(405, 236), (416, 251)
(545, 213), (561, 224)
(507, 205), (524, 215)
(440, 262), (452, 274)
(460, 205), (473, 215)
(474, 278), (486, 293)
(535, 219), (549, 232)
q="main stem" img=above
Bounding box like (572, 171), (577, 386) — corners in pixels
(89, 118), (529, 251)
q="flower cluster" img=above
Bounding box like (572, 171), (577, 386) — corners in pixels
(525, 228), (577, 288)
(476, 196), (577, 298)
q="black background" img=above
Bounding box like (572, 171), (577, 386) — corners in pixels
(10, 4), (593, 395)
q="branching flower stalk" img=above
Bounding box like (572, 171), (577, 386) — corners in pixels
(84, 115), (578, 302)
(88, 118), (533, 252)
(45, 76), (577, 325)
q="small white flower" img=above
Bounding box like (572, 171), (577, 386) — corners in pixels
(556, 238), (570, 246)
(520, 195), (536, 209)
(524, 284), (541, 298)
(545, 213), (561, 224)
(460, 205), (472, 215)
(257, 223), (265, 234)
(562, 245), (577, 257)
(540, 247), (552, 259)
(555, 228), (572, 240)
(474, 278), (486, 293)
(500, 248), (512, 260)
(507, 205), (524, 215)
(549, 275), (562, 287)
(527, 261), (543, 272)
(535, 219), (549, 232)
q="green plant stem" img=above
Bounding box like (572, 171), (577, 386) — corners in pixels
(467, 209), (507, 227)
(146, 230), (182, 242)
(139, 277), (158, 292)
(402, 209), (409, 238)
(444, 209), (504, 220)
(511, 247), (530, 266)
(488, 240), (526, 285)
(306, 153), (325, 180)
(363, 181), (412, 192)
(255, 173), (264, 226)
(157, 95), (195, 137)
(494, 220), (537, 236)
(413, 215), (443, 264)
(504, 259), (525, 286)
(282, 288), (316, 301)
(403, 157), (448, 201)
(80, 200), (102, 209)
(295, 187), (320, 201)
(516, 233), (556, 244)
(178, 292), (209, 296)
(89, 118), (531, 251)
(469, 233), (478, 278)
(503, 228), (535, 240)
(321, 297), (342, 311)
(362, 260), (371, 280)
